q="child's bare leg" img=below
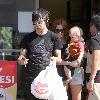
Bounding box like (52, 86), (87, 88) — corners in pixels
(64, 66), (72, 82)
(63, 80), (69, 91)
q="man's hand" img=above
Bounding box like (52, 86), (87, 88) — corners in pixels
(17, 55), (29, 65)
(87, 79), (94, 93)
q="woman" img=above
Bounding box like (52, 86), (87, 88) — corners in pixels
(52, 18), (70, 90)
(61, 26), (85, 100)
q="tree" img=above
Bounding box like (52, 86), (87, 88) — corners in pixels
(0, 27), (12, 49)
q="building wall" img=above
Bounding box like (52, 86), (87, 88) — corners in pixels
(0, 0), (39, 30)
(0, 0), (17, 29)
(39, 0), (67, 24)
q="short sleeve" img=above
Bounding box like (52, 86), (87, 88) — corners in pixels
(91, 38), (100, 50)
(52, 33), (63, 50)
(78, 41), (85, 51)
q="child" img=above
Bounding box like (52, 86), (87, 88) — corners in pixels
(64, 26), (85, 84)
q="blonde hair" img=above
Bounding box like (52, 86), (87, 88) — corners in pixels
(69, 26), (83, 37)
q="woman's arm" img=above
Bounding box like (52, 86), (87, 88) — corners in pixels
(57, 51), (84, 67)
(59, 60), (78, 67)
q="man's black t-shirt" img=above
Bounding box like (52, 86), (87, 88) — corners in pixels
(20, 30), (62, 80)
(90, 32), (100, 83)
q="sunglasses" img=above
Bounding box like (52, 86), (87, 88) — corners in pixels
(55, 29), (65, 33)
(33, 20), (44, 25)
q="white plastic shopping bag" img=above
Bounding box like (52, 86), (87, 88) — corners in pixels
(49, 76), (68, 100)
(31, 61), (68, 100)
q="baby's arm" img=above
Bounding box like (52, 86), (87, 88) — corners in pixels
(77, 41), (85, 64)
(77, 51), (84, 64)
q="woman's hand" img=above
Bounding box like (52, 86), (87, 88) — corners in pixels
(17, 55), (29, 65)
(50, 56), (62, 63)
(69, 60), (79, 67)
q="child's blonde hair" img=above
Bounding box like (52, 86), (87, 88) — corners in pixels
(69, 26), (83, 37)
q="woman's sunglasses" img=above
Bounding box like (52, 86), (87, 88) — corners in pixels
(55, 29), (66, 33)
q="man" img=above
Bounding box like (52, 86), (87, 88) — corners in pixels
(17, 8), (62, 100)
(87, 13), (100, 100)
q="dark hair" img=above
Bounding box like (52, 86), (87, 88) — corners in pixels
(32, 8), (50, 23)
(91, 13), (100, 31)
(52, 18), (70, 43)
